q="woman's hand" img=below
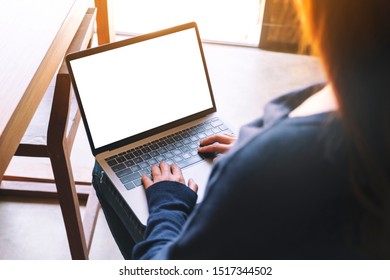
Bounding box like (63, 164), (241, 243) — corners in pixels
(142, 161), (198, 192)
(198, 133), (237, 155)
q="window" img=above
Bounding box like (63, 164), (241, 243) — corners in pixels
(113, 0), (265, 46)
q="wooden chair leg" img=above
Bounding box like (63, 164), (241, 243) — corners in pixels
(49, 146), (88, 259)
(47, 72), (89, 259)
(83, 191), (100, 252)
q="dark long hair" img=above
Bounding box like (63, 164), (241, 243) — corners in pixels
(296, 0), (390, 258)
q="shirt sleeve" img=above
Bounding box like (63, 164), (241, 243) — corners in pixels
(132, 181), (198, 259)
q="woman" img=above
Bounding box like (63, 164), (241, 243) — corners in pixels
(93, 0), (390, 259)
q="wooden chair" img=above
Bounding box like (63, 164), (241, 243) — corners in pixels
(0, 8), (99, 260)
(259, 0), (310, 54)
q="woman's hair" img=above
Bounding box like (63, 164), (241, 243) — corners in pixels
(295, 0), (390, 258)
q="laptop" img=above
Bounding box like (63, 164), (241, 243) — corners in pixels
(66, 22), (232, 226)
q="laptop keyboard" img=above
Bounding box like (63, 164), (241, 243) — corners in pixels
(104, 117), (231, 190)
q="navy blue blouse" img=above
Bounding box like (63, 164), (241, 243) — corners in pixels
(133, 84), (369, 259)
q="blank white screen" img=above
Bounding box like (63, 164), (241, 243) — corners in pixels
(69, 28), (213, 149)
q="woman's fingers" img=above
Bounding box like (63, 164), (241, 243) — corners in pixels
(141, 174), (153, 189)
(141, 162), (197, 193)
(188, 178), (198, 193)
(198, 143), (231, 154)
(159, 161), (170, 176)
(200, 133), (236, 146)
(170, 163), (186, 184)
(150, 164), (162, 181)
(198, 133), (237, 154)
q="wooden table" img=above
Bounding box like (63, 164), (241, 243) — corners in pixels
(0, 0), (113, 182)
(0, 0), (114, 259)
(0, 0), (87, 181)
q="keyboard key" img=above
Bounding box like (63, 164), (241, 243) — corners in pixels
(158, 147), (168, 154)
(112, 163), (126, 172)
(181, 146), (190, 153)
(133, 150), (143, 156)
(124, 182), (136, 190)
(120, 172), (141, 184)
(195, 126), (205, 133)
(139, 162), (149, 169)
(174, 156), (183, 162)
(150, 144), (159, 151)
(165, 152), (174, 159)
(177, 155), (203, 168)
(134, 157), (143, 164)
(116, 156), (126, 163)
(107, 155), (118, 160)
(156, 155), (166, 162)
(157, 140), (167, 147)
(219, 124), (228, 131)
(182, 153), (191, 159)
(198, 133), (207, 139)
(130, 165), (141, 172)
(174, 142), (183, 148)
(148, 158), (158, 165)
(166, 145), (175, 151)
(125, 160), (135, 167)
(212, 127), (221, 133)
(181, 132), (190, 138)
(150, 151), (159, 157)
(140, 169), (151, 177)
(211, 119), (223, 127)
(106, 159), (117, 167)
(125, 153), (135, 160)
(133, 178), (143, 187)
(115, 168), (133, 178)
(190, 143), (198, 149)
(141, 154), (152, 160)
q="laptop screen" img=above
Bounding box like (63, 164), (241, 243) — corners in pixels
(67, 24), (214, 152)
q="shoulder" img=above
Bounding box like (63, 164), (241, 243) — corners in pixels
(238, 112), (341, 164)
(208, 112), (346, 196)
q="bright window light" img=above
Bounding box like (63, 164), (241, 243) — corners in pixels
(113, 0), (264, 46)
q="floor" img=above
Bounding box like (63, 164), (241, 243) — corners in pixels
(0, 126), (123, 260)
(0, 41), (325, 260)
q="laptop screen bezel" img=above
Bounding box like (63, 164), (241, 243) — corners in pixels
(66, 22), (216, 156)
